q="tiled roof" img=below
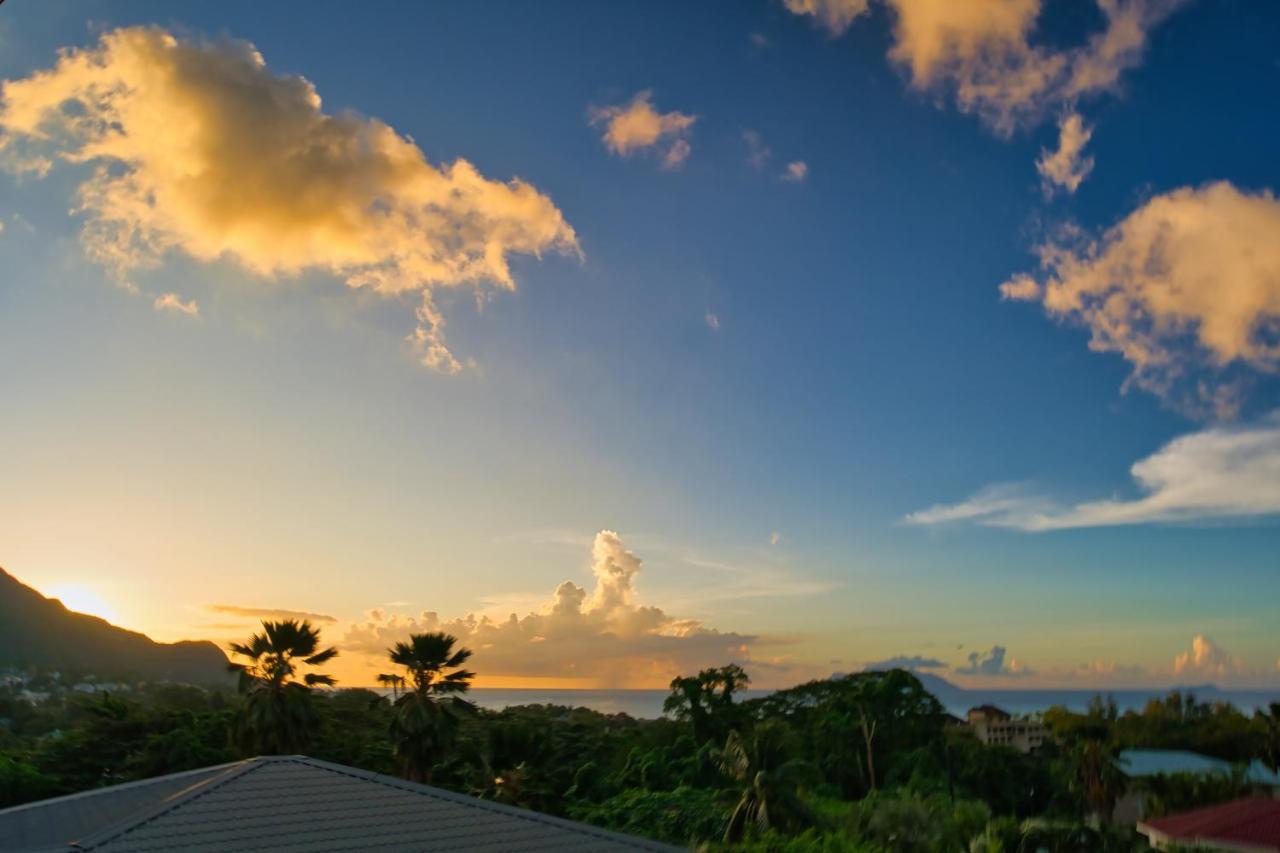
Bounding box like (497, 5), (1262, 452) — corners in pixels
(1138, 797), (1280, 851)
(0, 756), (679, 852)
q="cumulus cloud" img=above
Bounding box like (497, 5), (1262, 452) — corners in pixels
(209, 604), (337, 624)
(1173, 634), (1241, 681)
(906, 412), (1280, 531)
(341, 530), (767, 687)
(589, 90), (696, 169)
(0, 27), (578, 370)
(864, 654), (946, 671)
(953, 645), (1031, 678)
(1001, 182), (1280, 416)
(153, 292), (199, 316)
(1038, 112), (1094, 195)
(785, 0), (1183, 133)
(782, 161), (809, 182)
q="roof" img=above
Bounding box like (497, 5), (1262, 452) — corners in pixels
(0, 756), (679, 852)
(967, 705), (1011, 719)
(1138, 797), (1280, 852)
(1119, 749), (1280, 786)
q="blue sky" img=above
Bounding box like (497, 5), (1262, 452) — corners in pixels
(1, 0), (1277, 688)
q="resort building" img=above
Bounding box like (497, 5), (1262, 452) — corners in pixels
(0, 755), (676, 851)
(965, 705), (1049, 753)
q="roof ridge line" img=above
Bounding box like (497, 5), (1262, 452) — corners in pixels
(70, 757), (268, 850)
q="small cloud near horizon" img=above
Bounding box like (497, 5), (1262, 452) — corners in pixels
(340, 530), (795, 688)
(953, 645), (1032, 678)
(209, 604), (337, 624)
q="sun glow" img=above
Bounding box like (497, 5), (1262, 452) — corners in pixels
(45, 583), (119, 624)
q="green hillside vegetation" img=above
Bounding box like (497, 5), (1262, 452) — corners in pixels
(3, 616), (1278, 850)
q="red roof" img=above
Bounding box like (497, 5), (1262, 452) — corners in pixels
(1139, 798), (1280, 851)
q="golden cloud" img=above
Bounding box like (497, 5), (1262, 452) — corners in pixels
(785, 0), (1184, 132)
(1001, 182), (1280, 416)
(0, 27), (579, 370)
(589, 90), (696, 169)
(1037, 112), (1094, 195)
(342, 530), (772, 688)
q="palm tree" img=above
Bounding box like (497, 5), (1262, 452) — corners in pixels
(386, 631), (476, 782)
(376, 672), (407, 700)
(227, 619), (338, 756)
(719, 720), (816, 842)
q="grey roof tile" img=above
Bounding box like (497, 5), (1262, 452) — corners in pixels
(0, 756), (678, 852)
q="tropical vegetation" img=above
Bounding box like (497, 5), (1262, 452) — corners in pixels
(2, 621), (1279, 850)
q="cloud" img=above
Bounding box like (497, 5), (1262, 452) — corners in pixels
(1037, 112), (1094, 195)
(1001, 182), (1280, 416)
(1173, 634), (1241, 681)
(0, 27), (579, 371)
(953, 645), (1031, 678)
(783, 0), (872, 36)
(769, 531), (782, 546)
(589, 90), (696, 169)
(906, 413), (1280, 531)
(785, 0), (1184, 133)
(705, 311), (721, 332)
(864, 654), (947, 671)
(341, 530), (769, 688)
(153, 292), (199, 316)
(209, 604), (338, 624)
(743, 129), (772, 169)
(782, 161), (809, 182)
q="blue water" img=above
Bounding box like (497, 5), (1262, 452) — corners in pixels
(459, 686), (1280, 720)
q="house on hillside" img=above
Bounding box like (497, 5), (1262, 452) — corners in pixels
(966, 705), (1049, 753)
(0, 755), (677, 851)
(1113, 748), (1280, 825)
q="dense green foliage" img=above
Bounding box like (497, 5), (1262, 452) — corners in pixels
(3, 634), (1278, 850)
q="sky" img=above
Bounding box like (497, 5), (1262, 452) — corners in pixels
(1, 0), (1278, 690)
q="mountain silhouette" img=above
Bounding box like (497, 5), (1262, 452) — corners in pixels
(0, 566), (231, 685)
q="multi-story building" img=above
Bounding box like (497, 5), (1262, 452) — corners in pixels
(966, 704), (1049, 753)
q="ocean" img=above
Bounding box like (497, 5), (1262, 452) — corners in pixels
(458, 686), (1280, 720)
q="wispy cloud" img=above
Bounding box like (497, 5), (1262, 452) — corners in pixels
(153, 292), (199, 316)
(209, 604), (337, 624)
(864, 654), (947, 671)
(1037, 112), (1094, 195)
(589, 90), (696, 169)
(743, 129), (772, 169)
(906, 413), (1280, 531)
(0, 27), (578, 371)
(705, 311), (721, 332)
(782, 161), (809, 182)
